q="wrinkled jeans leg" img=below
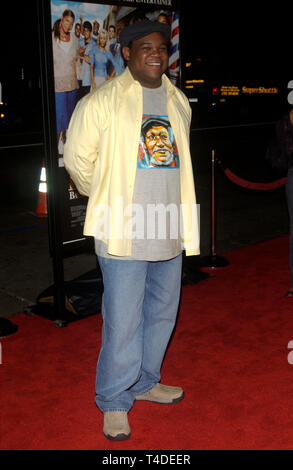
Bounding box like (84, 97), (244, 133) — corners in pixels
(286, 168), (293, 286)
(95, 257), (147, 412)
(130, 254), (183, 395)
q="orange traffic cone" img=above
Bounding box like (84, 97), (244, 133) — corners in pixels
(36, 159), (47, 217)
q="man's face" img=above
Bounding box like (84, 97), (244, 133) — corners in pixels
(145, 125), (173, 166)
(157, 14), (169, 24)
(122, 32), (169, 88)
(75, 23), (81, 37)
(83, 27), (91, 40)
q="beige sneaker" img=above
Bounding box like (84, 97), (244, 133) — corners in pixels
(103, 411), (131, 441)
(135, 383), (184, 404)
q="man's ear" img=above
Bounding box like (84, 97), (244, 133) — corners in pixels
(122, 46), (130, 62)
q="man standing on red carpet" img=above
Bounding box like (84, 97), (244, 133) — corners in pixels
(64, 20), (199, 441)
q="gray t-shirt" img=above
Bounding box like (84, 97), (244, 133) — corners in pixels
(95, 82), (182, 261)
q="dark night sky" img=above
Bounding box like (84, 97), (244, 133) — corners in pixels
(2, 2), (39, 80)
(182, 6), (290, 82)
(2, 1), (289, 82)
(1, 1), (290, 113)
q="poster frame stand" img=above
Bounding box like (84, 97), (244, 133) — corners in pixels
(38, 0), (67, 325)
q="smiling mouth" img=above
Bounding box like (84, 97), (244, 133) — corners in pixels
(153, 150), (169, 160)
(147, 62), (161, 67)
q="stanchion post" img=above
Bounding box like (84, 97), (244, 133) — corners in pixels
(200, 149), (229, 268)
(211, 149), (216, 256)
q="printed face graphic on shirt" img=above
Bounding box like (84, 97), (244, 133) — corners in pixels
(138, 115), (179, 169)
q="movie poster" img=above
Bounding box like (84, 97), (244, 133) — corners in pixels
(49, 0), (180, 251)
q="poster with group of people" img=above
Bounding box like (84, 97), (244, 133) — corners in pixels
(50, 0), (180, 251)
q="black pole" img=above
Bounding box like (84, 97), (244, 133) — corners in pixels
(200, 149), (229, 268)
(211, 149), (216, 256)
(37, 0), (66, 326)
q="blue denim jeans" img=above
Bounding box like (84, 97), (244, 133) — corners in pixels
(286, 167), (293, 285)
(95, 254), (182, 412)
(55, 89), (78, 134)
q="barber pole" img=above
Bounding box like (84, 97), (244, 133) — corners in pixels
(169, 12), (179, 85)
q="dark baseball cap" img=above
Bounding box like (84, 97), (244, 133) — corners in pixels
(120, 20), (171, 47)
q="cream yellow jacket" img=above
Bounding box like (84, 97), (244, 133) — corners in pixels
(64, 67), (200, 257)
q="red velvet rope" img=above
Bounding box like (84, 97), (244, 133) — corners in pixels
(223, 168), (287, 191)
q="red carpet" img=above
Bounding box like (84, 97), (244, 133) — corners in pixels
(2, 235), (293, 450)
